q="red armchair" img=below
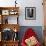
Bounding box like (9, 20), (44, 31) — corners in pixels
(21, 28), (41, 46)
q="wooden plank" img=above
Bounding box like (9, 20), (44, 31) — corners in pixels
(0, 24), (20, 32)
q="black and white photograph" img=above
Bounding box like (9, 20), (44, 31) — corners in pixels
(25, 7), (36, 20)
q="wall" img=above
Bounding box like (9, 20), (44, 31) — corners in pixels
(0, 0), (44, 26)
(0, 0), (44, 44)
(18, 0), (44, 26)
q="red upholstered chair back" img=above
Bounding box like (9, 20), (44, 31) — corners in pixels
(21, 28), (41, 46)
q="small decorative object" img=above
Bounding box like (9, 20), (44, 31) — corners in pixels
(14, 29), (17, 32)
(10, 10), (15, 15)
(2, 10), (9, 15)
(9, 10), (18, 15)
(25, 7), (36, 20)
(2, 16), (8, 24)
(13, 28), (18, 40)
(5, 18), (8, 24)
(15, 0), (17, 7)
(13, 32), (18, 41)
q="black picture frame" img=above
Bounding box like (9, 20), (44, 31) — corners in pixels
(25, 7), (36, 20)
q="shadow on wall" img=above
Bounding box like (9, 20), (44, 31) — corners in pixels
(18, 26), (44, 44)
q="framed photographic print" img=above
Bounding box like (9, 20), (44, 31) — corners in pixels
(25, 7), (36, 20)
(2, 10), (9, 15)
